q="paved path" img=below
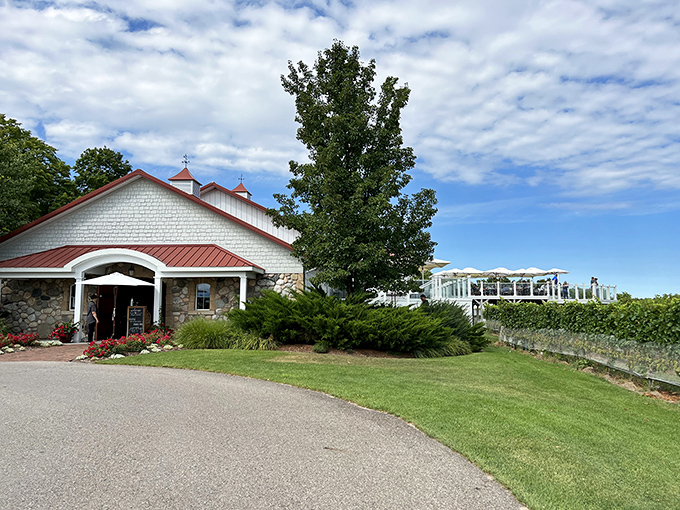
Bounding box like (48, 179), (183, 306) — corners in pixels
(0, 343), (88, 362)
(0, 362), (523, 509)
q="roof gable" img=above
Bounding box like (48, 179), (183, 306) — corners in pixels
(201, 181), (267, 212)
(0, 170), (292, 251)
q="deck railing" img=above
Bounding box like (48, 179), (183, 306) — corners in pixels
(373, 278), (617, 309)
(423, 277), (617, 303)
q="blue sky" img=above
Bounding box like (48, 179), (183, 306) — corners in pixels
(1, 0), (679, 297)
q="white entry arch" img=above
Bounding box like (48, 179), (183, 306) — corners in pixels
(69, 249), (167, 338)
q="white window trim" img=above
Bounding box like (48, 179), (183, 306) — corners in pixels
(196, 283), (211, 311)
(69, 284), (76, 311)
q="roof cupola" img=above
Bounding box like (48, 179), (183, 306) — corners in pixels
(232, 183), (252, 200)
(169, 167), (201, 198)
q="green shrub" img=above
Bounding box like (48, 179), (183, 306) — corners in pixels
(175, 316), (276, 350)
(465, 322), (490, 352)
(228, 290), (301, 343)
(422, 301), (490, 352)
(312, 342), (330, 353)
(484, 296), (680, 345)
(229, 289), (472, 357)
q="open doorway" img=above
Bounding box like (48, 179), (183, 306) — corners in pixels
(96, 281), (165, 339)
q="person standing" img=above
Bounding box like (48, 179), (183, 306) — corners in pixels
(86, 293), (99, 343)
(562, 281), (569, 299)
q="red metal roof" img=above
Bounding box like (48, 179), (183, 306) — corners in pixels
(0, 170), (292, 251)
(0, 244), (264, 270)
(169, 167), (199, 182)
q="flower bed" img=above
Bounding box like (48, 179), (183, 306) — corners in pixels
(81, 329), (177, 359)
(0, 333), (39, 348)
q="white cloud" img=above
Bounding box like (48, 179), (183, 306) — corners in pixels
(0, 0), (679, 197)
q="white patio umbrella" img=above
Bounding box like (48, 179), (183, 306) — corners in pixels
(419, 258), (450, 281)
(525, 267), (548, 276)
(420, 258), (451, 272)
(511, 267), (546, 277)
(488, 267), (512, 277)
(435, 267), (463, 277)
(547, 268), (569, 275)
(75, 272), (155, 287)
(461, 267), (487, 278)
(436, 267), (485, 278)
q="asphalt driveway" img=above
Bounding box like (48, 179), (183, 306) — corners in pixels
(0, 363), (523, 509)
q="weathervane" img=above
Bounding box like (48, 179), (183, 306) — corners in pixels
(238, 173), (244, 183)
(182, 154), (190, 168)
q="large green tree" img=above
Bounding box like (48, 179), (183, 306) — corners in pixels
(0, 139), (39, 235)
(73, 146), (132, 195)
(0, 114), (73, 234)
(270, 41), (437, 295)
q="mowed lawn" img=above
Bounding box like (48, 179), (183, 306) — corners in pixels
(105, 346), (680, 510)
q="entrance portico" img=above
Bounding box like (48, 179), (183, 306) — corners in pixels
(0, 244), (264, 341)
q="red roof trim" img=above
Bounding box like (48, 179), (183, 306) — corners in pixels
(200, 182), (268, 213)
(0, 169), (292, 251)
(0, 244), (265, 270)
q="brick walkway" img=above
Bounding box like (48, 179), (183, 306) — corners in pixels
(0, 343), (90, 362)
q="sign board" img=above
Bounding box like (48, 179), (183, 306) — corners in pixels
(127, 306), (146, 336)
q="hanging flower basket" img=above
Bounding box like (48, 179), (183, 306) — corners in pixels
(48, 321), (80, 343)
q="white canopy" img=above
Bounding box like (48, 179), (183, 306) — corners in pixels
(75, 272), (155, 287)
(511, 267), (546, 277)
(419, 258), (451, 272)
(436, 267), (486, 278)
(488, 267), (512, 277)
(434, 267), (569, 278)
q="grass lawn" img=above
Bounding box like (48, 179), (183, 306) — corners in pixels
(103, 345), (680, 510)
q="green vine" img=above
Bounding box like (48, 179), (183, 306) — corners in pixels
(501, 327), (680, 387)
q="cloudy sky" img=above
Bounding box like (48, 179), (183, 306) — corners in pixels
(2, 0), (679, 297)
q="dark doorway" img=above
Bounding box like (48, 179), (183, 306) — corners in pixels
(96, 280), (165, 339)
(96, 286), (115, 340)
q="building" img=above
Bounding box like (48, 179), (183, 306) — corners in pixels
(0, 168), (302, 341)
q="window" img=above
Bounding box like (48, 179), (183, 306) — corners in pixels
(196, 283), (210, 310)
(69, 284), (76, 311)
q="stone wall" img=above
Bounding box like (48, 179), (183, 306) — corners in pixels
(251, 273), (303, 297)
(1, 272), (305, 335)
(164, 273), (304, 329)
(165, 277), (241, 329)
(1, 279), (73, 337)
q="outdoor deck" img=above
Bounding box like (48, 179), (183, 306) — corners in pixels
(374, 276), (617, 320)
(429, 277), (617, 303)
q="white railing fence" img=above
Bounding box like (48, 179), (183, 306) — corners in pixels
(421, 277), (617, 303)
